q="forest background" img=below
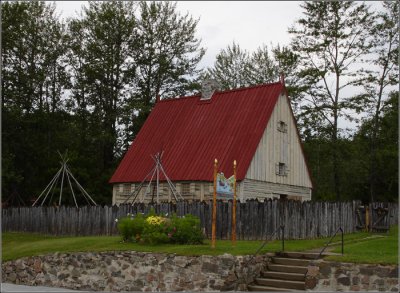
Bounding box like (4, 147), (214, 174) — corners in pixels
(2, 1), (398, 206)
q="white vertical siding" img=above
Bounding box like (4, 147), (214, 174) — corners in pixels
(245, 94), (312, 188)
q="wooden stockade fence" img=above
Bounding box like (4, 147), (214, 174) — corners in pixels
(2, 200), (398, 240)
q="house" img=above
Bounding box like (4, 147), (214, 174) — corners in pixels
(110, 79), (313, 204)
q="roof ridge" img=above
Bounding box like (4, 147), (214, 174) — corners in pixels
(159, 81), (282, 103)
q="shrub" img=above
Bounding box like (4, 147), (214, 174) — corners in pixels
(117, 213), (145, 242)
(116, 212), (204, 245)
(168, 214), (204, 244)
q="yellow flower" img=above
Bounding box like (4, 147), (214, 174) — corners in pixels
(146, 216), (165, 225)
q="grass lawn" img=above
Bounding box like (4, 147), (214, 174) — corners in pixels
(2, 226), (398, 264)
(326, 225), (398, 265)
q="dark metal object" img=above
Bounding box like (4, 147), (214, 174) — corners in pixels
(255, 225), (285, 255)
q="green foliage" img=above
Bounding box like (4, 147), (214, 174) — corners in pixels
(117, 213), (146, 242)
(169, 214), (204, 244)
(2, 1), (204, 206)
(116, 213), (204, 245)
(205, 42), (278, 90)
(288, 1), (375, 201)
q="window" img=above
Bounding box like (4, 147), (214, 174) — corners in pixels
(181, 183), (191, 196)
(277, 120), (288, 133)
(276, 162), (288, 176)
(123, 184), (131, 195)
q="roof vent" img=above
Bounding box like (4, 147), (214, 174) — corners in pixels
(200, 79), (220, 100)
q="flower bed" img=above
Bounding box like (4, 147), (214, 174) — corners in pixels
(116, 210), (204, 245)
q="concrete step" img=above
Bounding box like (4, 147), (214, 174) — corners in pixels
(272, 257), (310, 267)
(248, 284), (296, 292)
(268, 264), (308, 274)
(277, 251), (324, 260)
(256, 278), (305, 290)
(262, 270), (305, 281)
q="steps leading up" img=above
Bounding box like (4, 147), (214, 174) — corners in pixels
(272, 257), (310, 266)
(255, 278), (305, 290)
(262, 270), (305, 281)
(267, 263), (308, 274)
(249, 251), (324, 292)
(248, 284), (296, 292)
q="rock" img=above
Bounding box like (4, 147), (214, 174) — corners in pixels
(307, 265), (319, 277)
(71, 268), (80, 278)
(359, 266), (374, 276)
(361, 275), (370, 284)
(8, 272), (17, 282)
(319, 263), (331, 276)
(375, 267), (391, 278)
(337, 275), (350, 286)
(201, 262), (219, 274)
(352, 276), (360, 285)
(174, 256), (189, 268)
(15, 260), (26, 271)
(33, 259), (42, 273)
(374, 279), (385, 286)
(305, 277), (317, 289)
(389, 267), (398, 278)
(122, 263), (129, 270)
(350, 285), (361, 291)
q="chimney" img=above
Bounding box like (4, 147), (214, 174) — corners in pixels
(156, 95), (160, 103)
(200, 79), (220, 100)
(280, 72), (285, 85)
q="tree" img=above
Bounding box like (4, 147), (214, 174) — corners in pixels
(125, 1), (205, 147)
(245, 45), (278, 85)
(288, 1), (374, 200)
(353, 92), (398, 202)
(67, 1), (136, 169)
(206, 42), (250, 90)
(2, 1), (71, 204)
(360, 1), (399, 202)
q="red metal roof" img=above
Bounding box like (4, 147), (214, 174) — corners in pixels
(110, 82), (285, 183)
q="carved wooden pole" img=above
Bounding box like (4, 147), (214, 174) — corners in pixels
(212, 159), (218, 249)
(232, 160), (237, 246)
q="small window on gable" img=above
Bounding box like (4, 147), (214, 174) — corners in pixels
(276, 162), (289, 176)
(277, 120), (287, 133)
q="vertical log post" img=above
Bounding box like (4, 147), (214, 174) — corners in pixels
(232, 160), (237, 246)
(212, 159), (218, 249)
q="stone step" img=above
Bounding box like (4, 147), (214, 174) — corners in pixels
(272, 257), (310, 267)
(256, 278), (306, 290)
(248, 284), (296, 292)
(262, 270), (305, 281)
(277, 251), (325, 260)
(268, 264), (308, 274)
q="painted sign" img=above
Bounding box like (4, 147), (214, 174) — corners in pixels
(216, 172), (234, 200)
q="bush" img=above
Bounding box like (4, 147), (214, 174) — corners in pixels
(116, 212), (204, 245)
(168, 214), (204, 244)
(117, 213), (145, 242)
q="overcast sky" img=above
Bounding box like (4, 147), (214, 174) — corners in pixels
(55, 1), (304, 70)
(55, 1), (383, 71)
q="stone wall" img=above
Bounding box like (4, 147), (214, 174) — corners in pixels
(2, 252), (270, 292)
(306, 260), (399, 292)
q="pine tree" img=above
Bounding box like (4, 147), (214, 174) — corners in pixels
(288, 1), (374, 200)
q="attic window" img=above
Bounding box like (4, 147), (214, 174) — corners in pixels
(277, 121), (287, 133)
(276, 162), (289, 176)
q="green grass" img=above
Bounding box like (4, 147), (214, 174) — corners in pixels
(326, 225), (398, 265)
(2, 227), (398, 265)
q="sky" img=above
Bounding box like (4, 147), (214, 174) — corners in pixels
(54, 1), (304, 70)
